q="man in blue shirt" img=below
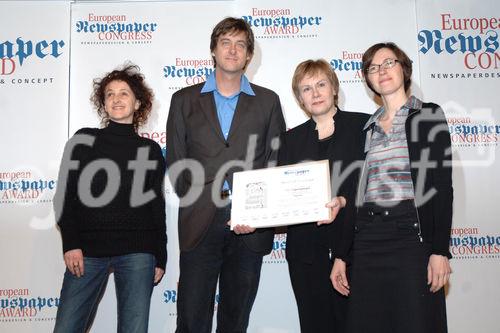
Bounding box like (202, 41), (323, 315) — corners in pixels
(166, 17), (286, 333)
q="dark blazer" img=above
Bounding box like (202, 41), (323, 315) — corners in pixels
(166, 81), (286, 253)
(278, 109), (369, 263)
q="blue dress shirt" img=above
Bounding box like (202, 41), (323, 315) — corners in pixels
(200, 71), (255, 190)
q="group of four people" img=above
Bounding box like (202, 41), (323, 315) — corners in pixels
(53, 17), (453, 333)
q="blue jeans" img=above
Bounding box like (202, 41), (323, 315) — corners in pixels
(176, 206), (264, 333)
(53, 253), (156, 333)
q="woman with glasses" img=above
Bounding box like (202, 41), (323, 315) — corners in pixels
(278, 59), (369, 333)
(330, 42), (453, 333)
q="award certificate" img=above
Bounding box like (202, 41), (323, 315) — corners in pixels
(230, 160), (331, 229)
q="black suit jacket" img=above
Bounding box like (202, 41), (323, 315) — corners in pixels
(166, 81), (286, 253)
(278, 109), (369, 263)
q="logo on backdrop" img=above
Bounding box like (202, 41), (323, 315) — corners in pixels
(329, 51), (364, 84)
(448, 116), (500, 147)
(263, 233), (286, 264)
(242, 7), (323, 39)
(418, 13), (500, 79)
(163, 285), (220, 316)
(450, 227), (500, 260)
(440, 100), (498, 169)
(438, 101), (500, 167)
(0, 288), (58, 323)
(74, 13), (158, 45)
(0, 37), (65, 85)
(0, 170), (56, 205)
(162, 57), (214, 91)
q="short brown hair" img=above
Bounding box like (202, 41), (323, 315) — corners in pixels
(91, 63), (154, 131)
(210, 17), (254, 67)
(362, 42), (412, 96)
(292, 59), (340, 109)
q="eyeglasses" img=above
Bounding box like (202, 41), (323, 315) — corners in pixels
(365, 58), (399, 74)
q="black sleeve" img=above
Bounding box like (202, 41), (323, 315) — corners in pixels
(151, 143), (167, 269)
(334, 114), (370, 262)
(166, 91), (188, 197)
(429, 104), (453, 258)
(277, 132), (288, 167)
(265, 93), (286, 166)
(54, 128), (96, 254)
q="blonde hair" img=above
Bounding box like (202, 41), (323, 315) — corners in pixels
(291, 59), (339, 110)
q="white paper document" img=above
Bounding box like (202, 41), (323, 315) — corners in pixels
(230, 160), (331, 229)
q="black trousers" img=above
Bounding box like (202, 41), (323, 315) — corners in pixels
(176, 206), (264, 333)
(347, 200), (447, 333)
(288, 245), (347, 333)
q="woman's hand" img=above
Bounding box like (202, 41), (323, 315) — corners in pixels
(330, 258), (350, 296)
(317, 196), (346, 226)
(154, 268), (165, 284)
(427, 254), (451, 292)
(64, 249), (84, 277)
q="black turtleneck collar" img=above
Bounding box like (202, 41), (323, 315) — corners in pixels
(104, 120), (136, 136)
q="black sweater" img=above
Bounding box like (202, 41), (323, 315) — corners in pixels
(55, 121), (167, 269)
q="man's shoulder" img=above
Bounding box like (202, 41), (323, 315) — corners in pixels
(172, 82), (205, 99)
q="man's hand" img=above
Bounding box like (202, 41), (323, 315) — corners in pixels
(228, 221), (256, 234)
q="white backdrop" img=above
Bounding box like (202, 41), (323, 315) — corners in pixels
(1, 0), (499, 332)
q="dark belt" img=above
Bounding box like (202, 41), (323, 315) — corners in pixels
(220, 189), (231, 200)
(358, 199), (416, 217)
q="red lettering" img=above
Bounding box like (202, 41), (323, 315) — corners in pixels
(1, 57), (16, 75)
(441, 13), (452, 30)
(464, 52), (477, 69)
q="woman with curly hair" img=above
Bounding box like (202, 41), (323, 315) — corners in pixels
(53, 64), (166, 333)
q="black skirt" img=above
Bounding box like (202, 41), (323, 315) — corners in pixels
(347, 200), (447, 333)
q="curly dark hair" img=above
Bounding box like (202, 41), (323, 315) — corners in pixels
(90, 63), (154, 131)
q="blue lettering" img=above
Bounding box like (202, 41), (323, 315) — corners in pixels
(457, 33), (482, 53)
(0, 38), (65, 66)
(163, 65), (214, 79)
(485, 30), (499, 53)
(35, 40), (49, 58)
(444, 35), (458, 53)
(75, 20), (88, 33)
(163, 290), (177, 303)
(419, 29), (499, 55)
(242, 15), (321, 28)
(329, 59), (362, 72)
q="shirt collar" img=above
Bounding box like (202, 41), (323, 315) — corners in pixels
(363, 95), (422, 130)
(200, 71), (255, 96)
